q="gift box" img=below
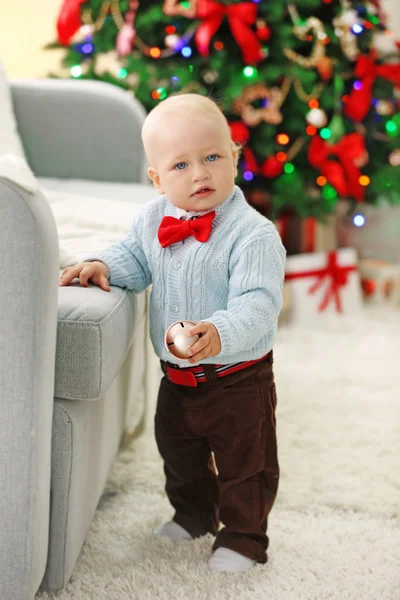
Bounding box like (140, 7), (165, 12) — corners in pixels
(284, 248), (363, 324)
(359, 259), (400, 306)
(274, 214), (337, 255)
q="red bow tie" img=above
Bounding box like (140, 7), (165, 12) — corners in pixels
(158, 211), (216, 248)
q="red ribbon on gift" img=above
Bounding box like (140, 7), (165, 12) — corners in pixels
(195, 0), (263, 64)
(308, 133), (366, 202)
(344, 54), (400, 122)
(285, 251), (357, 313)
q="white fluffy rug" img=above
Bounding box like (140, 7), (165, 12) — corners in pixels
(37, 306), (400, 600)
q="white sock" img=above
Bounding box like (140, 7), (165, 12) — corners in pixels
(153, 520), (193, 541)
(207, 547), (256, 573)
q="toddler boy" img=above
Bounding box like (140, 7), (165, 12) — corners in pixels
(59, 93), (286, 572)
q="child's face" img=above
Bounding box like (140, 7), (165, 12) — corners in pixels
(147, 115), (237, 212)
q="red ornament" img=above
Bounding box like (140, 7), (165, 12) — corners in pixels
(257, 25), (270, 42)
(57, 0), (86, 46)
(316, 56), (333, 81)
(229, 121), (250, 145)
(361, 278), (377, 297)
(262, 156), (284, 178)
(229, 122), (284, 179)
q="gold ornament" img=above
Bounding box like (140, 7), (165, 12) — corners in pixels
(233, 80), (291, 127)
(95, 50), (122, 76)
(293, 78), (325, 103)
(306, 108), (328, 128)
(333, 2), (360, 62)
(202, 70), (218, 84)
(163, 0), (197, 18)
(286, 137), (306, 162)
(81, 1), (112, 32)
(284, 7), (327, 70)
(375, 100), (395, 116)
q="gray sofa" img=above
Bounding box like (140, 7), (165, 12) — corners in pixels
(0, 79), (159, 600)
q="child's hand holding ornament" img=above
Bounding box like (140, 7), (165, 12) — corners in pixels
(165, 320), (221, 363)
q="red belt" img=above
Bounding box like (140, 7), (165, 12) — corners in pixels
(161, 352), (271, 387)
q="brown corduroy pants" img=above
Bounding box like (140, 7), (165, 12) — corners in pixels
(154, 352), (279, 563)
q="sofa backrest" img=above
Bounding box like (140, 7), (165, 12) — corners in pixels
(10, 79), (148, 184)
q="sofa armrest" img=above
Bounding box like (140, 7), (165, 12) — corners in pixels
(0, 179), (59, 599)
(10, 79), (148, 184)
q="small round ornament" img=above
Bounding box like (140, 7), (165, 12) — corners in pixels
(306, 108), (328, 128)
(262, 156), (284, 178)
(388, 149), (400, 167)
(202, 70), (218, 84)
(256, 20), (271, 41)
(375, 99), (395, 116)
(165, 320), (201, 360)
(165, 34), (179, 49)
(361, 278), (377, 297)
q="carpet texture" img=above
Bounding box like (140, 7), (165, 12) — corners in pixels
(37, 307), (400, 600)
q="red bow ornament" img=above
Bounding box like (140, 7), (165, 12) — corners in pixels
(57, 0), (86, 45)
(285, 251), (356, 313)
(195, 0), (264, 65)
(344, 54), (400, 122)
(158, 211), (216, 247)
(228, 122), (284, 179)
(308, 133), (367, 202)
(243, 149), (284, 178)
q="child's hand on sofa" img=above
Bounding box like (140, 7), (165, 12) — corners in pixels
(59, 261), (110, 292)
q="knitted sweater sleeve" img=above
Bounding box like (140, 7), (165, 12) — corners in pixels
(85, 211), (152, 292)
(205, 227), (286, 356)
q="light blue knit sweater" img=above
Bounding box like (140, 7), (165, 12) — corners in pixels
(90, 185), (286, 366)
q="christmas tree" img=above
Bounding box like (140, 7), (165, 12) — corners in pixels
(48, 0), (400, 220)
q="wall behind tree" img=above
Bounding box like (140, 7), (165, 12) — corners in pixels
(381, 0), (400, 37)
(0, 0), (63, 77)
(0, 0), (399, 78)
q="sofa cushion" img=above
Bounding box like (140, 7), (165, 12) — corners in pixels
(55, 278), (146, 400)
(38, 177), (156, 204)
(37, 179), (157, 268)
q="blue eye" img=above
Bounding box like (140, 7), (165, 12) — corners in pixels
(206, 154), (218, 162)
(175, 162), (187, 170)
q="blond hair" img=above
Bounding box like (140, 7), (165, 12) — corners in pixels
(142, 93), (241, 166)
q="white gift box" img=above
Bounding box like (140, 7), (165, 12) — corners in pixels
(359, 259), (400, 306)
(284, 247), (363, 324)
